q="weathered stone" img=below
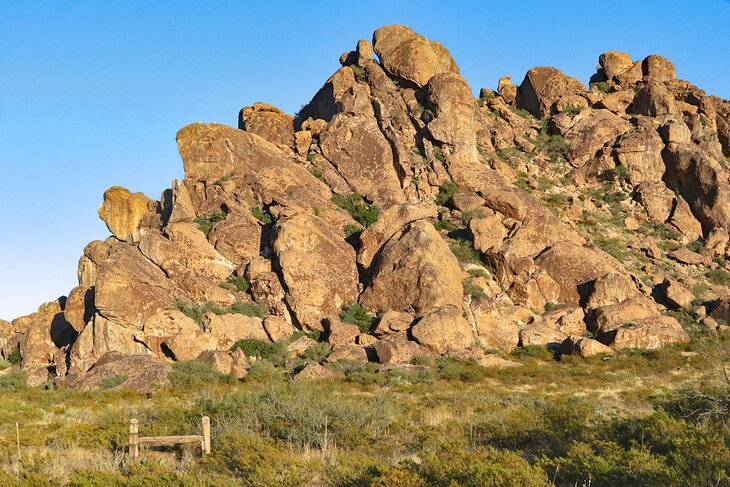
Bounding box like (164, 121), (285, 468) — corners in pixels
(60, 351), (171, 393)
(590, 299), (659, 335)
(586, 272), (641, 309)
(356, 39), (373, 66)
(613, 128), (665, 183)
(470, 297), (519, 353)
(658, 120), (692, 145)
(426, 73), (479, 165)
(469, 215), (507, 253)
(207, 211), (263, 267)
(286, 336), (319, 358)
(358, 203), (438, 268)
(410, 305), (475, 354)
(138, 309), (199, 358)
(563, 109), (632, 165)
(659, 278), (694, 309)
(64, 285), (94, 333)
(702, 228), (729, 257)
(642, 54), (676, 82)
(519, 324), (566, 350)
(320, 112), (406, 206)
(372, 24), (459, 87)
(372, 333), (424, 365)
(263, 316), (297, 342)
(669, 247), (706, 265)
(561, 336), (614, 357)
(597, 51), (635, 82)
(293, 361), (337, 381)
(609, 317), (690, 349)
(238, 102), (296, 148)
(197, 350), (236, 376)
(541, 305), (587, 336)
(326, 343), (369, 363)
(361, 221), (463, 317)
(516, 66), (585, 118)
(98, 186), (156, 241)
(203, 313), (268, 349)
(164, 328), (219, 361)
(323, 317), (360, 345)
(372, 310), (413, 337)
(632, 82), (679, 117)
(597, 90), (635, 113)
(274, 213), (359, 330)
(452, 192), (486, 212)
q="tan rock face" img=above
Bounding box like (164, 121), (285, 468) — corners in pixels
(516, 66), (585, 118)
(64, 285), (94, 332)
(411, 306), (474, 354)
(561, 336), (614, 357)
(164, 328), (219, 361)
(632, 82), (679, 117)
(372, 310), (413, 337)
(274, 213), (359, 330)
(373, 333), (424, 364)
(598, 51), (634, 81)
(660, 278), (694, 309)
(361, 221), (463, 317)
(519, 324), (566, 350)
(372, 24), (459, 88)
(95, 240), (180, 329)
(609, 317), (689, 350)
(535, 242), (625, 305)
(470, 298), (519, 353)
(207, 211), (263, 267)
(320, 113), (406, 206)
(263, 316), (296, 342)
(238, 102), (295, 148)
(562, 109), (632, 165)
(613, 128), (665, 183)
(358, 203), (437, 268)
(203, 313), (268, 349)
(61, 351), (171, 393)
(98, 186), (156, 241)
(469, 215), (507, 253)
(642, 54), (676, 82)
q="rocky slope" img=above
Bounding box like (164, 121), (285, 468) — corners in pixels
(4, 24), (730, 388)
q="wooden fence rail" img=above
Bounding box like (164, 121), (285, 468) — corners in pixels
(129, 416), (210, 459)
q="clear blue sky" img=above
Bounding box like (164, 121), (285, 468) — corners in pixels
(1, 0), (729, 320)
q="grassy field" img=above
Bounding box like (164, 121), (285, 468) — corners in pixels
(0, 334), (729, 486)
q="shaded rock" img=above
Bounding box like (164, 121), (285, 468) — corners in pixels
(590, 299), (659, 335)
(61, 351), (171, 393)
(702, 228), (729, 257)
(586, 272), (641, 309)
(410, 305), (475, 354)
(540, 305), (586, 336)
(64, 285), (95, 333)
(297, 67), (364, 122)
(274, 213), (359, 330)
(98, 186), (156, 241)
(197, 350), (242, 377)
(164, 328), (219, 361)
(632, 82), (679, 117)
(361, 221), (463, 317)
(138, 309), (199, 358)
(516, 66), (585, 118)
(207, 210), (263, 267)
(372, 24), (459, 87)
(634, 181), (703, 239)
(356, 39), (373, 66)
(658, 120), (692, 145)
(669, 247), (706, 265)
(597, 90), (635, 113)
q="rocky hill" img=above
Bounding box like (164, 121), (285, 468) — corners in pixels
(4, 24), (730, 388)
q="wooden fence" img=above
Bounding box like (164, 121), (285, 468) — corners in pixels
(129, 416), (210, 459)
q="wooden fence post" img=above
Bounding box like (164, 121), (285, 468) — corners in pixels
(201, 416), (211, 455)
(129, 418), (139, 459)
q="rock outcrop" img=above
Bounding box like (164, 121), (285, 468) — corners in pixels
(9, 24), (728, 389)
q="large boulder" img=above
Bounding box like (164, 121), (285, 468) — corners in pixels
(238, 102), (295, 149)
(372, 24), (459, 88)
(516, 66), (585, 118)
(358, 203), (437, 268)
(426, 73), (479, 165)
(410, 306), (474, 354)
(562, 109), (632, 165)
(98, 186), (157, 241)
(360, 221), (463, 317)
(613, 127), (666, 183)
(634, 181), (703, 239)
(61, 351), (172, 393)
(320, 112), (406, 206)
(470, 297), (519, 353)
(609, 317), (690, 350)
(273, 213), (359, 330)
(642, 54), (676, 82)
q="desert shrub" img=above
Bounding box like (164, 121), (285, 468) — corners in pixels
(169, 361), (226, 389)
(221, 274), (250, 294)
(195, 209), (227, 235)
(563, 105), (583, 116)
(463, 279), (485, 299)
(706, 268), (730, 286)
(510, 345), (555, 361)
(0, 368), (27, 392)
(175, 300), (265, 324)
(590, 81), (611, 93)
(433, 219), (455, 231)
(593, 236), (629, 263)
(435, 180), (458, 206)
(227, 302), (265, 318)
(250, 205), (272, 224)
(527, 120), (572, 165)
(461, 208), (485, 225)
(332, 193), (380, 227)
(340, 303), (373, 333)
(8, 346), (21, 365)
(231, 339), (280, 361)
(99, 374), (128, 390)
(509, 106), (533, 119)
(212, 172), (234, 186)
(436, 358), (489, 383)
(448, 238), (482, 264)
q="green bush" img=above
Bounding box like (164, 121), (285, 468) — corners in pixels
(331, 193), (381, 227)
(221, 274), (250, 294)
(706, 268), (730, 286)
(175, 300), (265, 324)
(195, 209), (227, 235)
(231, 338), (281, 360)
(343, 223), (363, 239)
(435, 180), (458, 206)
(169, 361), (226, 389)
(434, 219), (455, 231)
(100, 374), (128, 390)
(590, 81), (611, 93)
(8, 346), (21, 365)
(0, 368), (27, 392)
(340, 303), (373, 333)
(463, 279), (485, 299)
(250, 205), (272, 224)
(448, 238), (482, 264)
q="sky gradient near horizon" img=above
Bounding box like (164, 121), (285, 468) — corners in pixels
(1, 1), (729, 320)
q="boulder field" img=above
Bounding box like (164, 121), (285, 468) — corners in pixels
(6, 24), (730, 388)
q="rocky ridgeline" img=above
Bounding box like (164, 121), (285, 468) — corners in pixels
(4, 24), (730, 389)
